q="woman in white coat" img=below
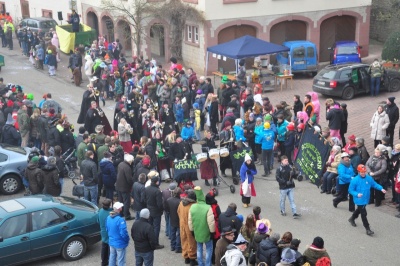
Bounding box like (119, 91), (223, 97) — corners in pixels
(370, 105), (390, 148)
(84, 54), (94, 82)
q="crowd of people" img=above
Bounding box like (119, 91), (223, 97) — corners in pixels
(1, 30), (400, 265)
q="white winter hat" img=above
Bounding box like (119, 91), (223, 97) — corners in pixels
(244, 154), (252, 162)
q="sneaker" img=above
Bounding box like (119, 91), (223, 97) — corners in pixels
(348, 218), (356, 227)
(281, 210), (286, 216)
(366, 229), (374, 236)
(155, 244), (164, 249)
(293, 213), (301, 219)
(333, 201), (338, 208)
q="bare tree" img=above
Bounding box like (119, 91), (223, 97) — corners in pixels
(101, 0), (162, 56)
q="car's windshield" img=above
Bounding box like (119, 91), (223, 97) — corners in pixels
(0, 144), (27, 155)
(40, 20), (57, 29)
(337, 46), (358, 55)
(317, 69), (337, 79)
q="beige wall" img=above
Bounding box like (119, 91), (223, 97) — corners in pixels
(182, 23), (206, 72)
(199, 0), (371, 20)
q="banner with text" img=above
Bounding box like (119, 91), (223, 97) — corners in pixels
(294, 126), (331, 187)
(230, 147), (253, 174)
(174, 159), (198, 182)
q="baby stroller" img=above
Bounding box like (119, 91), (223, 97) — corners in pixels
(61, 148), (77, 179)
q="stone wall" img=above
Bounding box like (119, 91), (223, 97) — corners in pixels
(370, 0), (400, 42)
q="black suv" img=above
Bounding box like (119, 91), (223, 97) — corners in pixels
(312, 63), (400, 100)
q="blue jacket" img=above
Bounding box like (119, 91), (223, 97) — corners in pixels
(261, 129), (275, 150)
(276, 120), (288, 142)
(349, 174), (383, 206)
(337, 162), (354, 184)
(240, 162), (257, 184)
(98, 207), (112, 243)
(255, 124), (263, 144)
(181, 126), (194, 140)
(269, 122), (278, 135)
(233, 125), (247, 142)
(100, 159), (117, 188)
(284, 131), (295, 149)
(36, 47), (44, 60)
(174, 103), (184, 123)
(194, 96), (206, 111)
(106, 213), (130, 248)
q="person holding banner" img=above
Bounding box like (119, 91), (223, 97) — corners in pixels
(240, 154), (257, 208)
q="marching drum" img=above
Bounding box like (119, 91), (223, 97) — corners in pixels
(209, 149), (220, 160)
(219, 148), (229, 158)
(196, 153), (208, 163)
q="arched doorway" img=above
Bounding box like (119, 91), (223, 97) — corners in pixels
(117, 20), (132, 55)
(319, 15), (356, 62)
(270, 20), (307, 64)
(150, 24), (165, 64)
(217, 25), (256, 73)
(101, 16), (114, 43)
(86, 12), (99, 38)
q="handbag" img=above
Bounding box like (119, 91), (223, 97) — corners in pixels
(72, 178), (84, 197)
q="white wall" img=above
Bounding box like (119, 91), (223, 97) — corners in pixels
(199, 0), (371, 20)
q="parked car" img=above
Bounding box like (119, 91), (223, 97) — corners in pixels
(312, 63), (400, 100)
(0, 195), (100, 265)
(20, 17), (58, 34)
(276, 40), (318, 75)
(329, 41), (362, 65)
(0, 144), (31, 195)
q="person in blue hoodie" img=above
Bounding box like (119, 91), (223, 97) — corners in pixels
(276, 114), (288, 162)
(98, 199), (113, 266)
(348, 164), (386, 236)
(333, 152), (354, 209)
(254, 117), (264, 164)
(264, 114), (278, 169)
(261, 122), (275, 177)
(100, 152), (117, 202)
(181, 121), (194, 141)
(240, 154), (257, 207)
(106, 202), (130, 266)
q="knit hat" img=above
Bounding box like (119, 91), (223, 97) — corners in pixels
(244, 153), (252, 162)
(169, 182), (177, 191)
(237, 214), (244, 223)
(312, 236), (324, 249)
(388, 96), (395, 103)
(140, 208), (150, 219)
(221, 226), (236, 236)
(142, 156), (151, 166)
(264, 114), (272, 121)
(193, 103), (199, 109)
(348, 134), (356, 141)
(264, 122), (270, 129)
(30, 156), (39, 163)
(234, 233), (248, 245)
(196, 89), (202, 94)
(281, 248), (296, 263)
(47, 156), (56, 166)
(382, 136), (390, 144)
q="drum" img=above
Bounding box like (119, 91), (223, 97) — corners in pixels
(219, 148), (229, 157)
(209, 149), (220, 160)
(196, 153), (208, 163)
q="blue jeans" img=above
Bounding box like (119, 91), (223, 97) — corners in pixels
(59, 178), (64, 193)
(84, 185), (98, 205)
(109, 246), (126, 266)
(197, 239), (213, 266)
(321, 172), (337, 192)
(135, 250), (154, 266)
(21, 41), (28, 55)
(164, 211), (170, 238)
(149, 215), (161, 245)
(195, 129), (201, 140)
(370, 77), (381, 96)
(170, 226), (181, 250)
(280, 188), (297, 214)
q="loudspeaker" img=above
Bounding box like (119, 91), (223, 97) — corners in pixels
(58, 11), (63, 21)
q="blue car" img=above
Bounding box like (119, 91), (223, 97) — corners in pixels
(0, 195), (100, 265)
(329, 41), (362, 65)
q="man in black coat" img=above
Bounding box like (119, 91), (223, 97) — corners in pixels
(47, 118), (61, 151)
(326, 102), (344, 139)
(68, 9), (80, 32)
(84, 101), (102, 134)
(116, 154), (134, 220)
(131, 173), (147, 220)
(166, 186), (182, 252)
(257, 232), (280, 266)
(144, 175), (164, 249)
(293, 95), (303, 119)
(77, 85), (97, 124)
(385, 96), (399, 147)
(1, 113), (20, 146)
(131, 208), (157, 265)
(218, 203), (243, 241)
(80, 151), (98, 205)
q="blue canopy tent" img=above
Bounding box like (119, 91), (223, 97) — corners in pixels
(206, 35), (290, 73)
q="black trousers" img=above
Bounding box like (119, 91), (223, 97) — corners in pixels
(248, 138), (257, 161)
(369, 179), (383, 205)
(242, 195), (251, 204)
(101, 242), (109, 266)
(210, 119), (218, 136)
(351, 205), (369, 229)
(386, 128), (395, 148)
(117, 191), (131, 218)
(333, 183), (354, 210)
